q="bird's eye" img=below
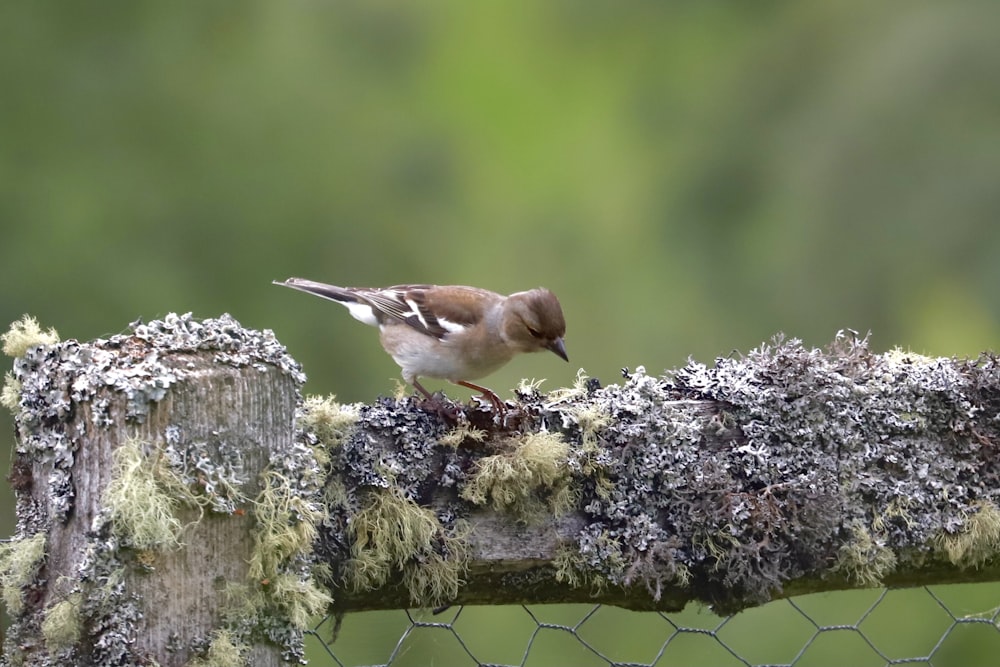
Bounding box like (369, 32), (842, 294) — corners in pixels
(527, 327), (542, 339)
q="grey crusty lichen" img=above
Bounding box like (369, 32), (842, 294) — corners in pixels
(555, 333), (1000, 612)
(2, 313), (326, 666)
(312, 331), (1000, 615)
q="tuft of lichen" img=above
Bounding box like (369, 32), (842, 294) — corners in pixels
(1, 372), (20, 411)
(0, 532), (47, 615)
(553, 542), (612, 594)
(299, 395), (361, 451)
(186, 629), (248, 667)
(937, 501), (1000, 568)
(460, 432), (574, 519)
(250, 470), (324, 583)
(832, 524), (898, 587)
(103, 438), (186, 550)
(2, 314), (60, 358)
(345, 486), (468, 607)
(437, 422), (488, 448)
(41, 592), (84, 651)
(247, 468), (332, 630)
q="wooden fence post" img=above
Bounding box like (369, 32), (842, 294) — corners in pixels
(2, 314), (325, 666)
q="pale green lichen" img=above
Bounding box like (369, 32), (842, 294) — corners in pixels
(41, 592), (83, 651)
(249, 470), (325, 582)
(937, 501), (1000, 568)
(248, 469), (331, 629)
(1, 372), (20, 412)
(832, 524), (897, 587)
(541, 368), (591, 406)
(437, 422), (488, 448)
(345, 487), (467, 607)
(299, 395), (360, 451)
(186, 629), (248, 667)
(103, 438), (186, 550)
(460, 432), (574, 519)
(0, 532), (47, 615)
(554, 543), (610, 594)
(2, 315), (60, 358)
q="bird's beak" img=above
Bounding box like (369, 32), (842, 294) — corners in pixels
(547, 337), (569, 362)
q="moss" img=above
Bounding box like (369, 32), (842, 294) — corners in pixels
(345, 487), (468, 607)
(41, 592), (83, 651)
(0, 532), (47, 615)
(460, 432), (573, 519)
(937, 501), (1000, 568)
(2, 315), (59, 358)
(832, 524), (897, 587)
(103, 438), (186, 550)
(299, 395), (360, 451)
(186, 629), (248, 667)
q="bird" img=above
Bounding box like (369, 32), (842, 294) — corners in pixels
(273, 278), (568, 412)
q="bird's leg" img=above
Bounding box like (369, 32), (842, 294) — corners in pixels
(411, 378), (436, 401)
(455, 380), (507, 415)
(413, 378), (462, 421)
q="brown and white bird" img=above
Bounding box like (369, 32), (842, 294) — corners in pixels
(273, 278), (568, 411)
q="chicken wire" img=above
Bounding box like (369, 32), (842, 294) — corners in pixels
(304, 584), (1000, 667)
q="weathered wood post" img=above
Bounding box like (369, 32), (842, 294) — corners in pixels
(1, 314), (328, 666)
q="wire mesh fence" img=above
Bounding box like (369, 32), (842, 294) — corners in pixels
(305, 583), (1000, 666)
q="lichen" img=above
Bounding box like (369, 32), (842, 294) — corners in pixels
(832, 524), (897, 587)
(2, 314), (60, 358)
(345, 486), (468, 607)
(937, 501), (1000, 568)
(437, 422), (488, 448)
(461, 432), (574, 519)
(248, 468), (332, 632)
(299, 394), (361, 451)
(3, 313), (313, 665)
(41, 591), (83, 651)
(103, 437), (186, 550)
(1, 372), (20, 412)
(186, 629), (248, 667)
(0, 532), (47, 615)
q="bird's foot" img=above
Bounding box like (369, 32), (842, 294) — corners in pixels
(417, 391), (464, 422)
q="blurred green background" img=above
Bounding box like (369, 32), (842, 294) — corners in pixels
(3, 1), (1000, 665)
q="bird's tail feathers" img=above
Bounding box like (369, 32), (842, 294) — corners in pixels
(272, 278), (358, 303)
